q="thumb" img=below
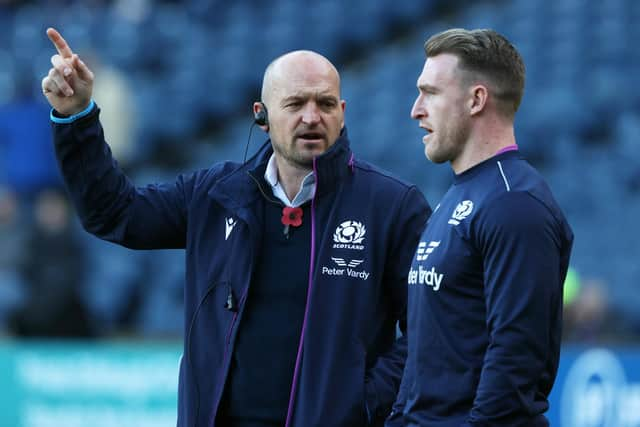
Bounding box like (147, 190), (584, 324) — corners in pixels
(72, 54), (94, 81)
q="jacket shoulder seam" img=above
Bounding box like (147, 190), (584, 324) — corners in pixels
(353, 164), (414, 189)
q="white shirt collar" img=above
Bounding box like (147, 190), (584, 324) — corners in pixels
(264, 154), (316, 207)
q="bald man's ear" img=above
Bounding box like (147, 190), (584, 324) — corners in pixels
(468, 85), (488, 116)
(253, 101), (269, 131)
(340, 99), (346, 129)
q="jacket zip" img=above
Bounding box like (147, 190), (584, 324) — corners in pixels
(209, 174), (281, 426)
(284, 157), (319, 427)
(210, 223), (254, 427)
(210, 285), (249, 426)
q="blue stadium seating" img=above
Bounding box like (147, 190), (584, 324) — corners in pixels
(1, 0), (637, 338)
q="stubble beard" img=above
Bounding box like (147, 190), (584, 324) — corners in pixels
(426, 117), (470, 165)
(273, 141), (315, 169)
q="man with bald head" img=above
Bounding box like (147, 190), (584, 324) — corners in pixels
(42, 28), (430, 427)
(253, 50), (346, 201)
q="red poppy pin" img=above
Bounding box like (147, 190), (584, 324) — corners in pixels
(281, 206), (303, 238)
(281, 206), (303, 227)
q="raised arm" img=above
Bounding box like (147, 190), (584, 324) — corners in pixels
(41, 28), (192, 250)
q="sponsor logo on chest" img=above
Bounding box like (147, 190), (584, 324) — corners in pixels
(408, 265), (443, 291)
(332, 220), (366, 250)
(409, 240), (444, 291)
(322, 220), (370, 280)
(448, 200), (474, 225)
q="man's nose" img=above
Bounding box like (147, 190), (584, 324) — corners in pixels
(301, 103), (321, 124)
(411, 95), (426, 120)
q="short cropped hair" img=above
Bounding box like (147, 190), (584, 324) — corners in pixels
(425, 28), (525, 117)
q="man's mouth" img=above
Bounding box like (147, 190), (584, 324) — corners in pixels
(297, 132), (325, 141)
(421, 126), (433, 144)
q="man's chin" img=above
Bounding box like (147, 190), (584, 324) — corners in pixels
(298, 139), (328, 153)
(300, 144), (328, 159)
(425, 148), (448, 164)
(286, 153), (315, 168)
(280, 142), (329, 167)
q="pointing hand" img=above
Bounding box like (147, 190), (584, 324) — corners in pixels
(41, 27), (94, 116)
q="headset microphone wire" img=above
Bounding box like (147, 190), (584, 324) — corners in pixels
(243, 121), (259, 164)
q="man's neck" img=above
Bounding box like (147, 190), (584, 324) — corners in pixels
(451, 123), (516, 175)
(275, 156), (313, 202)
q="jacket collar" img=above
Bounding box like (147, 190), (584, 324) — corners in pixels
(313, 127), (353, 199)
(208, 128), (354, 213)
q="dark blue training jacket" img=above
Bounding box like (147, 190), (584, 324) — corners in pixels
(387, 151), (573, 427)
(51, 105), (431, 427)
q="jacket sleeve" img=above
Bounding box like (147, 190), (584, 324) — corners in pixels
(463, 191), (568, 426)
(366, 186), (431, 424)
(52, 105), (196, 249)
(383, 362), (409, 426)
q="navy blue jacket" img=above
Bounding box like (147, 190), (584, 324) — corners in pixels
(51, 106), (431, 427)
(387, 151), (573, 427)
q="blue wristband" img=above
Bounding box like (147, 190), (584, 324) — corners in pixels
(50, 100), (96, 124)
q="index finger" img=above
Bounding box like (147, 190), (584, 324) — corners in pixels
(46, 27), (74, 59)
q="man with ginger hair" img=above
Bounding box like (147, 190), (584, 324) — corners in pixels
(387, 28), (573, 426)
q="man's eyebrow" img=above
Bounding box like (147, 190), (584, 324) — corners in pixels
(281, 91), (338, 103)
(417, 83), (438, 92)
(282, 94), (305, 102)
(281, 92), (311, 101)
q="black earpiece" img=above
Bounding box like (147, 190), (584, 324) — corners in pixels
(254, 102), (269, 126)
(244, 102), (268, 163)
